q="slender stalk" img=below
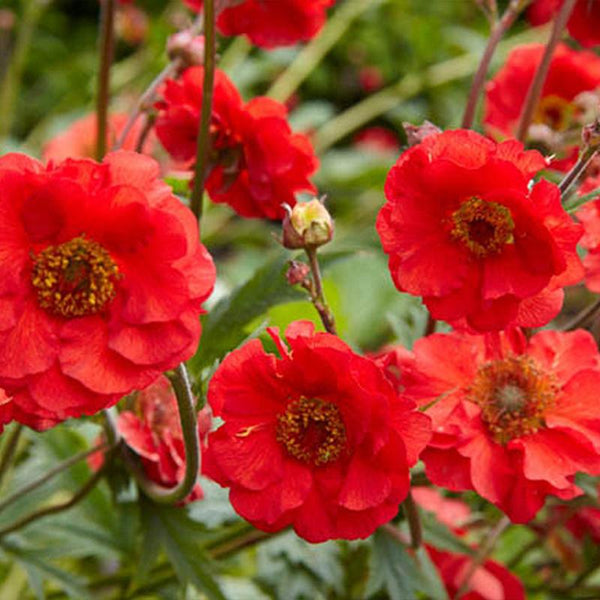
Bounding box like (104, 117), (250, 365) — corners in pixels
(0, 0), (50, 142)
(380, 522), (410, 545)
(454, 515), (510, 599)
(565, 185), (600, 213)
(96, 0), (116, 160)
(267, 0), (381, 103)
(515, 0), (576, 142)
(190, 0), (216, 223)
(559, 146), (599, 198)
(0, 440), (111, 514)
(562, 297), (600, 331)
(125, 364), (200, 504)
(424, 314), (436, 336)
(305, 247), (337, 334)
(461, 0), (531, 129)
(0, 467), (106, 538)
(403, 491), (422, 549)
(135, 114), (155, 152)
(0, 425), (23, 489)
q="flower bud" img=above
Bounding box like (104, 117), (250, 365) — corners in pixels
(167, 31), (205, 67)
(403, 120), (441, 147)
(286, 260), (310, 286)
(282, 198), (334, 249)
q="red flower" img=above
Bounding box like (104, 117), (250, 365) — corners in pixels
(0, 151), (215, 430)
(155, 66), (318, 220)
(183, 0), (334, 48)
(117, 375), (210, 503)
(484, 43), (600, 169)
(377, 129), (583, 331)
(575, 176), (600, 292)
(529, 0), (600, 48)
(203, 320), (431, 543)
(43, 112), (154, 163)
(394, 328), (600, 523)
(427, 546), (525, 600)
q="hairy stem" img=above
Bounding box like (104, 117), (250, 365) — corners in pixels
(125, 364), (200, 504)
(461, 0), (531, 129)
(559, 145), (599, 198)
(515, 0), (576, 142)
(190, 0), (216, 223)
(305, 247), (337, 334)
(0, 425), (23, 489)
(403, 491), (422, 549)
(96, 0), (116, 160)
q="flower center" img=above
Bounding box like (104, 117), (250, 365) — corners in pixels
(31, 235), (120, 318)
(534, 95), (574, 132)
(467, 355), (557, 444)
(450, 197), (515, 258)
(276, 397), (346, 466)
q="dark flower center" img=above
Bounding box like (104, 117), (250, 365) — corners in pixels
(467, 355), (557, 444)
(276, 397), (346, 466)
(534, 95), (574, 132)
(450, 197), (515, 258)
(31, 235), (120, 318)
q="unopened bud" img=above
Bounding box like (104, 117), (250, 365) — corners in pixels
(582, 118), (600, 150)
(167, 31), (205, 67)
(282, 198), (334, 249)
(403, 120), (442, 147)
(286, 261), (311, 286)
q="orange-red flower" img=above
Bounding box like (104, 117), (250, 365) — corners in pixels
(575, 175), (600, 291)
(42, 112), (154, 163)
(117, 375), (211, 503)
(529, 0), (600, 48)
(484, 43), (600, 169)
(203, 321), (431, 543)
(183, 0), (334, 48)
(377, 129), (583, 331)
(155, 66), (318, 220)
(393, 328), (600, 523)
(0, 151), (215, 430)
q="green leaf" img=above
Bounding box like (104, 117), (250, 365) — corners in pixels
(188, 252), (305, 374)
(420, 510), (476, 557)
(144, 504), (226, 600)
(366, 530), (417, 600)
(414, 546), (449, 600)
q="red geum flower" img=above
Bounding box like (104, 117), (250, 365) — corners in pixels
(0, 151), (215, 430)
(155, 66), (318, 220)
(183, 0), (334, 48)
(484, 43), (600, 169)
(529, 0), (600, 48)
(202, 320), (431, 543)
(394, 328), (600, 523)
(117, 375), (211, 503)
(575, 176), (600, 291)
(377, 129), (584, 332)
(427, 546), (525, 600)
(42, 112), (154, 163)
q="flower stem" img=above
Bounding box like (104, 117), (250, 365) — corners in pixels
(190, 0), (216, 224)
(559, 145), (599, 199)
(0, 425), (22, 489)
(454, 515), (510, 599)
(125, 364), (200, 505)
(0, 439), (111, 514)
(461, 0), (531, 129)
(565, 185), (600, 213)
(562, 297), (600, 331)
(305, 247), (337, 334)
(96, 0), (116, 160)
(515, 0), (576, 142)
(0, 466), (107, 538)
(403, 490), (422, 549)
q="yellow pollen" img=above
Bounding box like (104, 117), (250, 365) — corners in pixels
(450, 197), (515, 258)
(31, 235), (120, 318)
(534, 94), (574, 132)
(467, 355), (557, 444)
(276, 397), (346, 466)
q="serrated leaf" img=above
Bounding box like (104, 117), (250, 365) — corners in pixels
(151, 505), (226, 600)
(414, 546), (449, 600)
(366, 530), (417, 600)
(188, 252), (305, 373)
(420, 510), (476, 556)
